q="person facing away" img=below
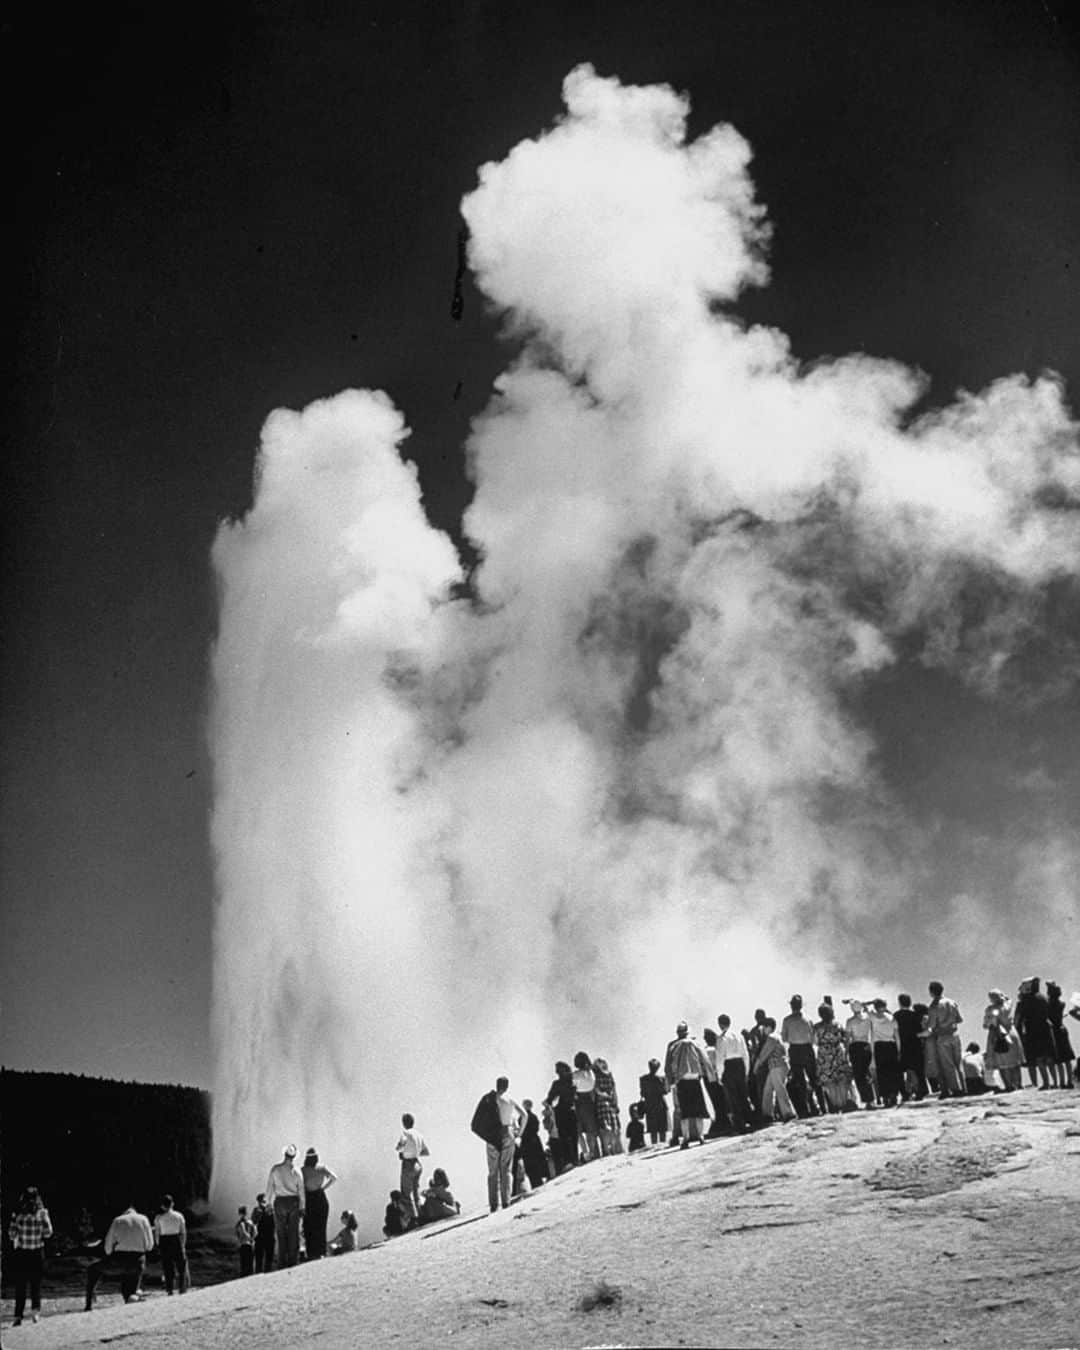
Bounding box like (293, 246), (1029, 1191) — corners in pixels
(266, 1144), (305, 1268)
(394, 1114), (429, 1224)
(844, 999), (876, 1107)
(153, 1194), (188, 1294)
(8, 1185), (52, 1326)
(471, 1075), (525, 1212)
(86, 1202), (154, 1309)
(664, 1020), (715, 1147)
(716, 1014), (752, 1134)
(893, 992), (929, 1100)
(517, 1098), (549, 1190)
(420, 1168), (461, 1223)
(1015, 977), (1056, 1089)
(251, 1192), (276, 1273)
(383, 1190), (412, 1238)
(868, 998), (903, 1107)
(302, 1146), (338, 1260)
(923, 981), (966, 1098)
(754, 1017), (797, 1123)
(702, 1028), (730, 1135)
(626, 1102), (646, 1152)
(572, 1052), (602, 1161)
(1046, 981), (1076, 1088)
(235, 1206), (256, 1276)
(781, 994), (822, 1118)
(330, 1210), (359, 1254)
(544, 1061), (578, 1172)
(638, 1057), (669, 1144)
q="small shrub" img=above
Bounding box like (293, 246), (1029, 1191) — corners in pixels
(579, 1278), (622, 1312)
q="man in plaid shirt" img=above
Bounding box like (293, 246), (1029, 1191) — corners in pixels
(8, 1186), (53, 1325)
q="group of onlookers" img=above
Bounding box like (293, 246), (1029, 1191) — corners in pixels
(252, 1144), (358, 1270)
(381, 1112), (463, 1237)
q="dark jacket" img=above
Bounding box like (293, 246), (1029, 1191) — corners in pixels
(470, 1090), (503, 1150)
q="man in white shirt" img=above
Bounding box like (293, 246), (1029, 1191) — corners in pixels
(716, 1014), (751, 1134)
(781, 994), (822, 1118)
(394, 1112), (430, 1222)
(266, 1144), (305, 1267)
(152, 1195), (188, 1295)
(471, 1077), (525, 1212)
(845, 999), (876, 1107)
(85, 1204), (154, 1309)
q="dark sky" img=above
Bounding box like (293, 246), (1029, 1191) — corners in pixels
(3, 0), (1078, 1088)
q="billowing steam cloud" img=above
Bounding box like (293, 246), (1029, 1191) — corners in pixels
(210, 66), (1079, 1226)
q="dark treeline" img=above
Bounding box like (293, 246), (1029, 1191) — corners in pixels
(1, 1070), (211, 1245)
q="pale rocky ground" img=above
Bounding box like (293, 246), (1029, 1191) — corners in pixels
(6, 1089), (1079, 1349)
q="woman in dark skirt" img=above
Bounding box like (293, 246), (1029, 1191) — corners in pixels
(301, 1148), (337, 1259)
(638, 1058), (669, 1144)
(1046, 982), (1075, 1088)
(572, 1052), (602, 1161)
(592, 1057), (622, 1155)
(544, 1061), (578, 1171)
(1015, 978), (1055, 1090)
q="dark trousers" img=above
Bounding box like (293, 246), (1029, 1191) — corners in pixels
(706, 1079), (729, 1133)
(12, 1248), (44, 1320)
(849, 1042), (875, 1104)
(900, 1048), (928, 1099)
(273, 1196), (301, 1268)
(554, 1108), (578, 1167)
(254, 1233), (274, 1272)
(722, 1060), (749, 1133)
(303, 1188), (328, 1260)
(787, 1044), (820, 1117)
(86, 1252), (145, 1306)
(239, 1245), (255, 1276)
(159, 1234), (188, 1293)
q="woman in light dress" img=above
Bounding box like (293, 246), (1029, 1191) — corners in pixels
(982, 989), (1023, 1092)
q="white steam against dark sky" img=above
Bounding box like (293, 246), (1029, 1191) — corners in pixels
(209, 67), (1079, 1224)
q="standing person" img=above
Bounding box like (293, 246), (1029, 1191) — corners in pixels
(86, 1202), (154, 1309)
(593, 1057), (623, 1155)
(983, 989), (1024, 1092)
(626, 1103), (646, 1152)
(702, 1029), (730, 1135)
(301, 1148), (338, 1260)
(845, 1000), (876, 1107)
(517, 1099), (549, 1190)
(913, 1000), (938, 1093)
(265, 1144), (305, 1268)
(716, 1015), (752, 1134)
(893, 993), (929, 1100)
(394, 1117), (428, 1222)
(813, 1004), (854, 1113)
(153, 1195), (188, 1295)
(1015, 978), (1055, 1089)
(638, 1058), (669, 1145)
(471, 1076), (525, 1212)
(744, 1009), (770, 1122)
(924, 981), (966, 1098)
(8, 1186), (52, 1326)
(543, 1062), (578, 1171)
(235, 1206), (256, 1276)
(754, 1018), (797, 1124)
(1046, 982), (1075, 1089)
(572, 1053), (602, 1161)
(869, 998), (903, 1107)
(251, 1193), (276, 1273)
(664, 1020), (714, 1147)
(781, 995), (821, 1118)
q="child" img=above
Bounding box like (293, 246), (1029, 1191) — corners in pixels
(419, 1169), (461, 1223)
(963, 1042), (990, 1095)
(235, 1206), (256, 1276)
(626, 1102), (646, 1152)
(329, 1210), (358, 1254)
(382, 1190), (412, 1239)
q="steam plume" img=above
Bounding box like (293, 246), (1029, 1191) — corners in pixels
(210, 66), (1079, 1227)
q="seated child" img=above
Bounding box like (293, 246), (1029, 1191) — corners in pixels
(626, 1102), (646, 1152)
(419, 1168), (461, 1223)
(382, 1190), (413, 1238)
(329, 1210), (358, 1254)
(962, 1042), (990, 1094)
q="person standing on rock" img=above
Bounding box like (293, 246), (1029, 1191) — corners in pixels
(544, 1061), (578, 1170)
(252, 1192), (276, 1272)
(301, 1147), (338, 1260)
(754, 1018), (797, 1123)
(638, 1058), (669, 1145)
(517, 1099), (549, 1188)
(923, 981), (966, 1098)
(1046, 982), (1075, 1088)
(844, 999), (877, 1107)
(664, 1020), (714, 1147)
(983, 989), (1023, 1092)
(266, 1144), (305, 1268)
(893, 993), (929, 1100)
(702, 1029), (730, 1135)
(868, 998), (903, 1107)
(781, 994), (822, 1117)
(8, 1186), (52, 1326)
(153, 1194), (188, 1294)
(393, 1116), (427, 1226)
(471, 1076), (525, 1211)
(716, 1014), (751, 1134)
(813, 1003), (853, 1113)
(1015, 977), (1055, 1089)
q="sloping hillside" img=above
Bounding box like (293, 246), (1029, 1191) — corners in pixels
(7, 1090), (1079, 1349)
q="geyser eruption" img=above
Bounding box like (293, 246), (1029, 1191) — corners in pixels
(210, 66), (1080, 1227)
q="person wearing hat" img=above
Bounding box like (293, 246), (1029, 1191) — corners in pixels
(664, 1021), (714, 1148)
(844, 1000), (876, 1107)
(265, 1145), (305, 1267)
(781, 995), (822, 1118)
(868, 998), (902, 1107)
(301, 1148), (338, 1260)
(638, 1057), (669, 1145)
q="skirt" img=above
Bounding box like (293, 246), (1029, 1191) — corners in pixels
(675, 1077), (709, 1119)
(575, 1090), (599, 1135)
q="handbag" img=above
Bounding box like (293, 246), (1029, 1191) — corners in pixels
(994, 1033), (1010, 1054)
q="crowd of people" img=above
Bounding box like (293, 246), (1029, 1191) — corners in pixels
(7, 976), (1078, 1321)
